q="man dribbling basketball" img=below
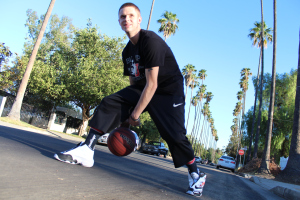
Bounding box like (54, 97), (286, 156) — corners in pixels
(54, 2), (206, 197)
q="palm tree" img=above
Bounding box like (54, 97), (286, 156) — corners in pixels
(198, 69), (207, 85)
(8, 0), (56, 120)
(191, 85), (206, 147)
(249, 18), (273, 158)
(248, 22), (272, 49)
(182, 64), (197, 101)
(259, 0), (277, 174)
(190, 95), (199, 145)
(276, 25), (300, 185)
(186, 73), (199, 130)
(157, 11), (179, 41)
(147, 0), (155, 30)
(240, 68), (252, 117)
(253, 0), (267, 159)
(190, 69), (207, 144)
(237, 91), (244, 102)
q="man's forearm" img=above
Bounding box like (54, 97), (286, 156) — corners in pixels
(131, 82), (157, 119)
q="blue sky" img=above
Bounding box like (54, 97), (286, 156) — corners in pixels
(1, 0), (299, 150)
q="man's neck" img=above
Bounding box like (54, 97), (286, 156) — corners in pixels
(128, 29), (141, 45)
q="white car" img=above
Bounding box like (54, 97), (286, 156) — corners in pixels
(195, 156), (202, 163)
(97, 131), (140, 151)
(216, 155), (235, 172)
(131, 130), (140, 151)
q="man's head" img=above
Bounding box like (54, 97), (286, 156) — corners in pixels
(118, 3), (142, 37)
(118, 3), (140, 15)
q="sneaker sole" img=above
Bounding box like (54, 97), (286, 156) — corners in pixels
(54, 154), (94, 168)
(186, 191), (202, 197)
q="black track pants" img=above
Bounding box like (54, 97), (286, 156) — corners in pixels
(89, 85), (195, 168)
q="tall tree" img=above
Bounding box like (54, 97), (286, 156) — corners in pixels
(147, 0), (155, 30)
(8, 0), (56, 121)
(182, 64), (197, 101)
(250, 18), (273, 158)
(259, 0), (277, 174)
(247, 20), (272, 161)
(191, 84), (206, 147)
(276, 28), (300, 185)
(240, 68), (252, 117)
(157, 11), (179, 41)
(254, 0), (266, 158)
(186, 73), (199, 130)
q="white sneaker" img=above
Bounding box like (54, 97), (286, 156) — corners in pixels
(54, 142), (94, 167)
(186, 170), (206, 197)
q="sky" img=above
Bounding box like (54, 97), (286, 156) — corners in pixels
(1, 0), (300, 150)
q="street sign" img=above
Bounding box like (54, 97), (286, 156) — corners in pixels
(239, 149), (244, 155)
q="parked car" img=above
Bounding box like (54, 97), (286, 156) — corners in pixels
(216, 155), (235, 172)
(201, 159), (208, 164)
(97, 131), (140, 151)
(141, 141), (168, 158)
(195, 156), (202, 163)
(98, 133), (110, 145)
(131, 131), (140, 151)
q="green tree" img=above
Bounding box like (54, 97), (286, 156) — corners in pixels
(0, 43), (21, 92)
(40, 23), (128, 136)
(157, 11), (179, 41)
(0, 43), (13, 69)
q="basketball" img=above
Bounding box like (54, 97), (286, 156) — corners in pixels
(107, 127), (136, 156)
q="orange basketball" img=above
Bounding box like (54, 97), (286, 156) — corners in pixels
(107, 127), (136, 156)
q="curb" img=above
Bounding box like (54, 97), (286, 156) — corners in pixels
(270, 186), (300, 200)
(240, 173), (300, 200)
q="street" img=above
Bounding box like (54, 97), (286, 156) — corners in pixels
(0, 124), (283, 200)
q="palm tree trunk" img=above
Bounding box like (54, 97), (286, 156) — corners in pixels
(253, 0), (265, 158)
(7, 0), (56, 121)
(259, 0), (276, 174)
(190, 105), (198, 145)
(186, 88), (194, 130)
(247, 49), (262, 162)
(147, 0), (155, 30)
(276, 27), (300, 184)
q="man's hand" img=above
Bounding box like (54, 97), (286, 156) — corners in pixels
(120, 119), (130, 128)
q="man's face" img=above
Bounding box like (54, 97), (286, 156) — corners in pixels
(118, 6), (141, 34)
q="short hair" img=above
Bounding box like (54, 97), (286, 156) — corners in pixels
(118, 2), (141, 15)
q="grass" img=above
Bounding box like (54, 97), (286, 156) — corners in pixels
(0, 117), (44, 130)
(0, 117), (85, 139)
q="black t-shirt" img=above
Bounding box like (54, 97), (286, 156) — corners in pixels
(122, 29), (184, 96)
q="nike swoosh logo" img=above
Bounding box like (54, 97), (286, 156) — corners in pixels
(173, 103), (183, 107)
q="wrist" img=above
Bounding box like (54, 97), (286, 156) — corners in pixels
(130, 115), (140, 122)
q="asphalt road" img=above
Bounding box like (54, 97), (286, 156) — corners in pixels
(0, 124), (283, 200)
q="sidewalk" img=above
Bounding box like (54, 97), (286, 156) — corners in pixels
(239, 173), (300, 200)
